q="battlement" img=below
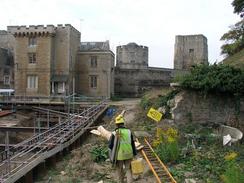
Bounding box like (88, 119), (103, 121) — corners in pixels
(56, 24), (80, 35)
(7, 24), (80, 37)
(8, 25), (56, 37)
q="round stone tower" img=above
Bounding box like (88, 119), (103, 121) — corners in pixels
(116, 42), (148, 69)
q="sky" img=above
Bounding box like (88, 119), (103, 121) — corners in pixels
(0, 0), (241, 68)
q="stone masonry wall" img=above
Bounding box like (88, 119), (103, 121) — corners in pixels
(14, 35), (51, 96)
(76, 51), (114, 98)
(171, 91), (244, 128)
(115, 67), (173, 97)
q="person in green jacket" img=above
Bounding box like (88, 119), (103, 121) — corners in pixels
(108, 110), (137, 183)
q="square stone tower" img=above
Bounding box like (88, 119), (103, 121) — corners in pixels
(174, 34), (208, 70)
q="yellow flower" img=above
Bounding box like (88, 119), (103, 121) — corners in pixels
(224, 152), (238, 161)
(166, 128), (178, 139)
(167, 136), (175, 143)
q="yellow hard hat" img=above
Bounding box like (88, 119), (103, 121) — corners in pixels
(115, 114), (124, 124)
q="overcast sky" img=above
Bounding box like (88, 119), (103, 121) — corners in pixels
(0, 0), (241, 68)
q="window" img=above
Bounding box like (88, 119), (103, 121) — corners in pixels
(90, 56), (97, 68)
(189, 49), (194, 54)
(28, 53), (36, 64)
(27, 75), (38, 89)
(90, 75), (97, 88)
(130, 60), (135, 64)
(4, 68), (9, 74)
(4, 75), (10, 85)
(57, 82), (65, 93)
(130, 52), (135, 59)
(143, 52), (147, 57)
(28, 37), (37, 46)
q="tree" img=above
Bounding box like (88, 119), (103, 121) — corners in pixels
(220, 19), (244, 56)
(232, 0), (244, 17)
(220, 0), (244, 57)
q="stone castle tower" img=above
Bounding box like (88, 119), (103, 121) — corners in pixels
(116, 42), (148, 69)
(174, 34), (208, 70)
(8, 24), (80, 96)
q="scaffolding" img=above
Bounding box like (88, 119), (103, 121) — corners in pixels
(0, 97), (107, 183)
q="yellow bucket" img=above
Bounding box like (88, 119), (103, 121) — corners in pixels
(131, 158), (144, 175)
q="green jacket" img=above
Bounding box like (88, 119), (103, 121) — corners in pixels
(116, 128), (134, 160)
(109, 127), (136, 162)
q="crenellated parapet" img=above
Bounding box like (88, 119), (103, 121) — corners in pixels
(7, 25), (56, 37)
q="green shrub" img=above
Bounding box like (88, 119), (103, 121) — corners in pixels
(155, 141), (180, 163)
(140, 96), (152, 110)
(90, 145), (108, 163)
(178, 64), (244, 96)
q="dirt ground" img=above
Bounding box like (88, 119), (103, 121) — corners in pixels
(36, 98), (156, 183)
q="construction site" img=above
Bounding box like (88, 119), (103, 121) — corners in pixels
(0, 87), (243, 183)
(0, 1), (244, 182)
(0, 95), (110, 183)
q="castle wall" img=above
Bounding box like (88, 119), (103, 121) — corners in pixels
(114, 67), (185, 97)
(174, 35), (208, 70)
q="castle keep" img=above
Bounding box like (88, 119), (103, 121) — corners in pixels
(174, 35), (208, 69)
(0, 24), (208, 98)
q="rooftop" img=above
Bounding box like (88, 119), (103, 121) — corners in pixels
(80, 41), (110, 51)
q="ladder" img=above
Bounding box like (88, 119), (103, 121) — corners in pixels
(140, 138), (177, 183)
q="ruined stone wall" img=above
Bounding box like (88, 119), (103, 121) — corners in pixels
(76, 51), (115, 98)
(116, 43), (148, 69)
(171, 91), (244, 128)
(174, 35), (208, 70)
